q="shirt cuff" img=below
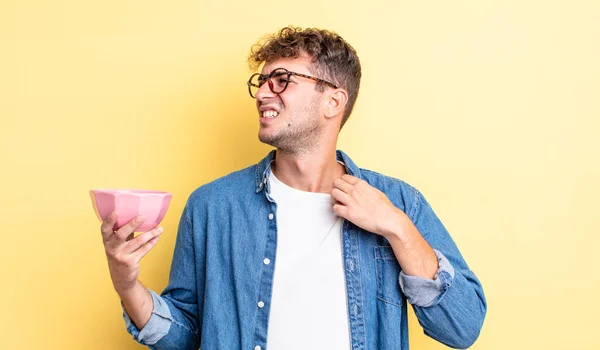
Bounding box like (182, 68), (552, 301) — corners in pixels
(122, 289), (173, 345)
(398, 249), (455, 307)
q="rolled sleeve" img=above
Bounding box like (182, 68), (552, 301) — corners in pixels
(122, 289), (173, 345)
(398, 249), (455, 307)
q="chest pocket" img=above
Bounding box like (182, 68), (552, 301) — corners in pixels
(375, 246), (404, 308)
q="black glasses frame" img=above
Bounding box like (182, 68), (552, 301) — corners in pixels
(247, 67), (339, 98)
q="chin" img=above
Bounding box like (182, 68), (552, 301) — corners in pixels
(258, 132), (277, 147)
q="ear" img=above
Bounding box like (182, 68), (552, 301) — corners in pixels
(324, 89), (348, 120)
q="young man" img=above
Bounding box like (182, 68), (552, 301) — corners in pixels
(100, 26), (486, 349)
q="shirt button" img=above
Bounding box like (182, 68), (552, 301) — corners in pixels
(263, 258), (271, 265)
(259, 182), (263, 189)
(268, 213), (274, 220)
(255, 346), (261, 350)
(257, 301), (265, 308)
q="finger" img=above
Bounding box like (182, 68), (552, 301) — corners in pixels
(100, 211), (119, 240)
(113, 215), (145, 242)
(332, 203), (349, 218)
(126, 226), (163, 254)
(331, 187), (351, 204)
(333, 178), (354, 194)
(341, 174), (361, 185)
(132, 235), (160, 262)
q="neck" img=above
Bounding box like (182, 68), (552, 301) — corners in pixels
(271, 146), (346, 193)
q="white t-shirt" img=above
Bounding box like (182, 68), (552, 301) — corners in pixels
(266, 170), (350, 350)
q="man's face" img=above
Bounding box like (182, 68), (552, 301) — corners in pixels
(254, 57), (327, 154)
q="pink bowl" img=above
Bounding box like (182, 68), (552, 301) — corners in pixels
(90, 189), (172, 232)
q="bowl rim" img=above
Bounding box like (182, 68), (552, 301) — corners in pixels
(90, 189), (172, 196)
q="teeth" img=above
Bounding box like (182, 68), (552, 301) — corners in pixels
(262, 110), (279, 118)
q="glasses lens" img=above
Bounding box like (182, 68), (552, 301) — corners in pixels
(248, 74), (264, 97)
(270, 69), (290, 94)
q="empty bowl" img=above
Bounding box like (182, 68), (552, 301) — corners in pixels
(90, 189), (172, 232)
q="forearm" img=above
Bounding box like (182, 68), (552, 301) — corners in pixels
(119, 202), (202, 348)
(380, 207), (438, 279)
(118, 280), (154, 330)
(393, 188), (486, 347)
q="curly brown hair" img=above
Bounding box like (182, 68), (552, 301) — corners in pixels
(248, 26), (361, 128)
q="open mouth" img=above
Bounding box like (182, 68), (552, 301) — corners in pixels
(261, 110), (279, 119)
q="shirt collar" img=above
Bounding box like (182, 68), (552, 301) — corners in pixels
(254, 149), (361, 194)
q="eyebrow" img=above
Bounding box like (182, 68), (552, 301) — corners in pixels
(262, 68), (283, 75)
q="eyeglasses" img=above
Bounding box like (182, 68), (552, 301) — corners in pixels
(247, 67), (338, 98)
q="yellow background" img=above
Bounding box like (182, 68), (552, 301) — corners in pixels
(1, 0), (598, 349)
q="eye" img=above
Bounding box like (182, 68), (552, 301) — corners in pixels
(276, 77), (290, 84)
(270, 72), (291, 89)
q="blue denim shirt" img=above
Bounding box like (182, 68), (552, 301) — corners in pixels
(124, 150), (486, 349)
